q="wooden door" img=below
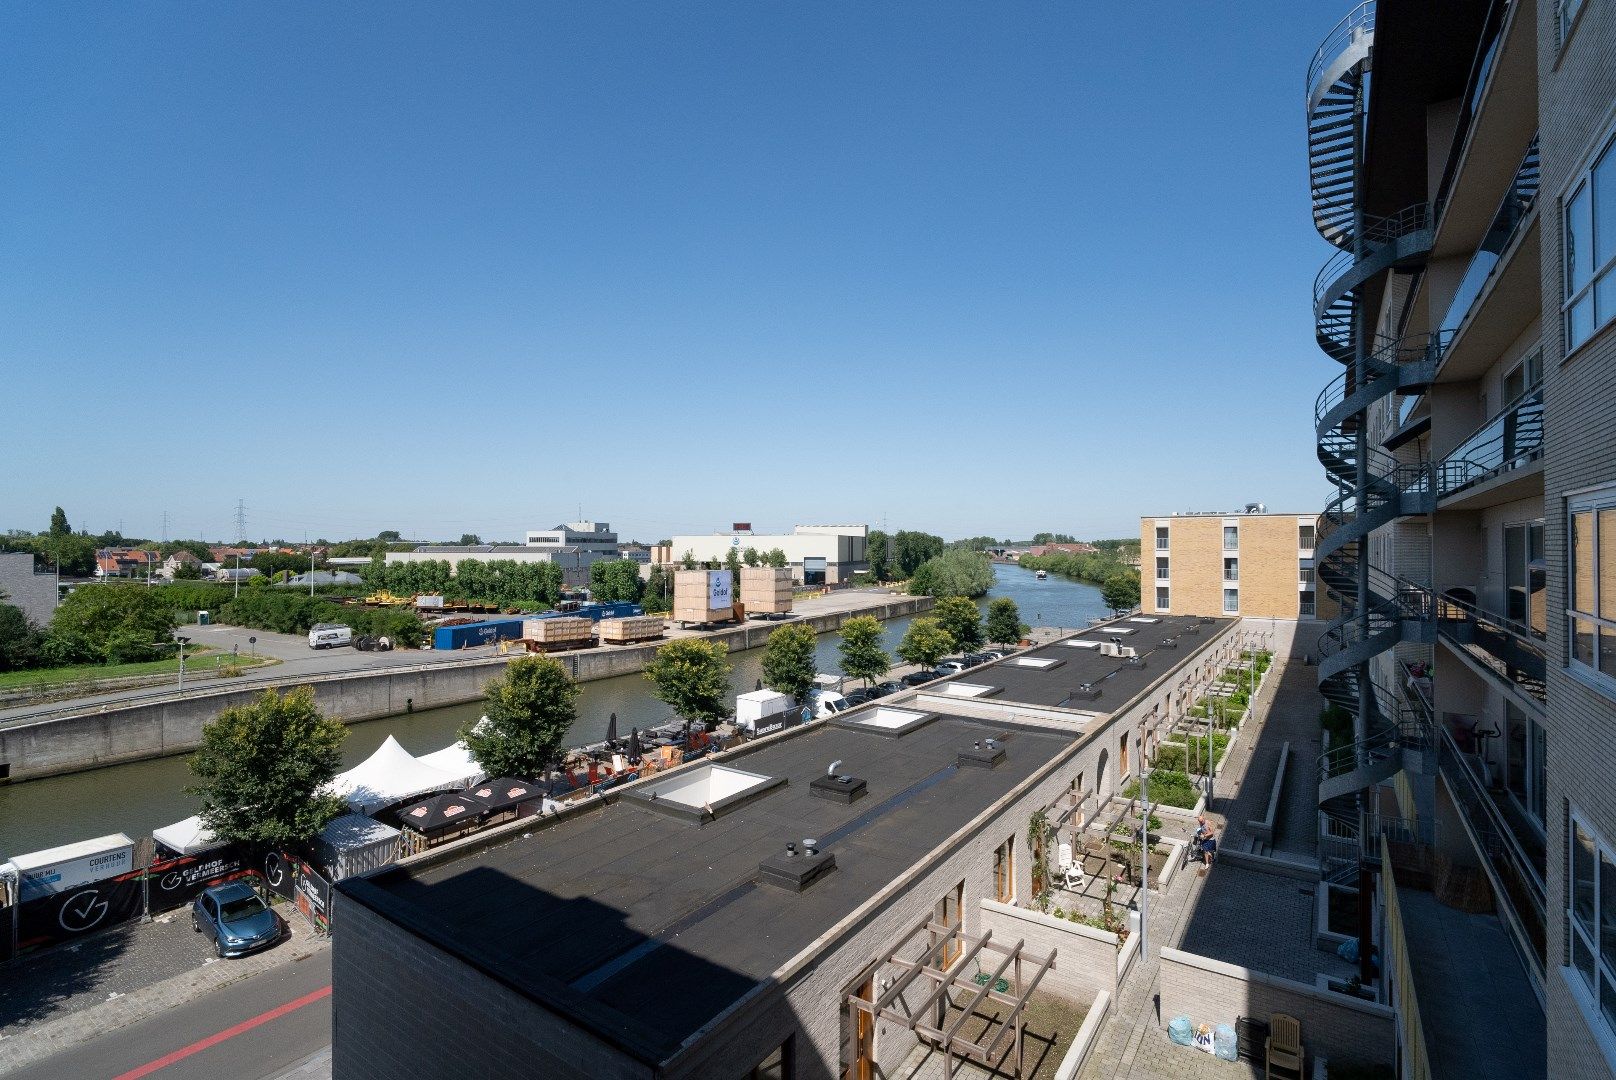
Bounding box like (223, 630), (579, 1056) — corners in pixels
(845, 975), (875, 1080)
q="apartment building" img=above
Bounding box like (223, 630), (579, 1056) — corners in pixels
(1140, 511), (1332, 623)
(1301, 0), (1616, 1075)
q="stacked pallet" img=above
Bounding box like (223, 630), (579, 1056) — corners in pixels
(524, 616), (594, 648)
(739, 566), (793, 615)
(674, 569), (734, 625)
(599, 615), (665, 644)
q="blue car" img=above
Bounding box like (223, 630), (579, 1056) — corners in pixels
(191, 881), (284, 958)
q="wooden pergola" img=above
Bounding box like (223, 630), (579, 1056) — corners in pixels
(849, 918), (1057, 1079)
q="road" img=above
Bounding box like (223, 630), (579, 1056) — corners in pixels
(0, 588), (913, 727)
(3, 951), (332, 1080)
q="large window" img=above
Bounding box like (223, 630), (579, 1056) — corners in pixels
(750, 1039), (792, 1080)
(1155, 556), (1170, 580)
(1505, 521), (1546, 635)
(1223, 588), (1239, 614)
(1223, 526), (1239, 550)
(1155, 526), (1169, 551)
(1299, 591), (1317, 618)
(1223, 557), (1239, 582)
(994, 836), (1014, 903)
(1156, 586), (1170, 611)
(1567, 812), (1616, 1036)
(1564, 131), (1616, 352)
(1299, 523), (1316, 550)
(1567, 490), (1616, 690)
(1505, 703), (1547, 826)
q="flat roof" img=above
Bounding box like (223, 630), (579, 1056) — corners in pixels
(340, 711), (1076, 1065)
(961, 614), (1232, 711)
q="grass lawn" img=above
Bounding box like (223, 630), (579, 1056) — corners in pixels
(0, 650), (276, 692)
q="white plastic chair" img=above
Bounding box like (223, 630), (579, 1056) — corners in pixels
(1057, 842), (1085, 891)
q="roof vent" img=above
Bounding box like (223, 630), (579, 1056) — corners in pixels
(810, 772), (867, 803)
(1067, 684), (1102, 702)
(1159, 638), (1179, 650)
(958, 737), (1005, 769)
(1125, 655), (1146, 668)
(759, 842), (836, 891)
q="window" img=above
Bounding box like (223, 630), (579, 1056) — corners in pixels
(1119, 731), (1129, 778)
(1156, 586), (1170, 611)
(994, 836), (1014, 903)
(1567, 812), (1616, 1037)
(749, 1039), (792, 1080)
(936, 880), (964, 964)
(1299, 523), (1316, 550)
(1504, 351), (1543, 403)
(1223, 588), (1239, 613)
(1505, 702), (1547, 826)
(1567, 490), (1616, 689)
(1223, 526), (1239, 550)
(1155, 526), (1169, 551)
(1299, 558), (1316, 587)
(1299, 591), (1317, 618)
(1155, 556), (1169, 580)
(1505, 521), (1546, 635)
(1223, 557), (1239, 582)
(1564, 132), (1616, 352)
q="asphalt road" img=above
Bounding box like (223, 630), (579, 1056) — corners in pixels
(4, 951), (332, 1080)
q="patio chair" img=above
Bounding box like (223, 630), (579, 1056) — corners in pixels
(1265, 1013), (1303, 1079)
(1056, 842), (1085, 891)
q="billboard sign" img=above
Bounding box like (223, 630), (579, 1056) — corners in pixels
(707, 569), (732, 609)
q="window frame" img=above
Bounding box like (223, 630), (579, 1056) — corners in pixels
(1155, 586), (1170, 611)
(1222, 526), (1239, 551)
(1566, 808), (1616, 1042)
(1154, 526), (1169, 551)
(1222, 588), (1239, 614)
(1566, 488), (1616, 697)
(1155, 556), (1170, 581)
(1563, 128), (1616, 356)
(993, 835), (1015, 903)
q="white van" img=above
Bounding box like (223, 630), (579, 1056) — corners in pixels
(308, 623), (353, 650)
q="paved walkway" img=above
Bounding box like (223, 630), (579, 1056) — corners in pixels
(1206, 660), (1323, 860)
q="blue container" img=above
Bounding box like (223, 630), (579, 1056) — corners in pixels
(432, 619), (525, 651)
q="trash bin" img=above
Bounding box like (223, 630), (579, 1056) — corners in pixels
(197, 610), (211, 625)
(1235, 1016), (1270, 1062)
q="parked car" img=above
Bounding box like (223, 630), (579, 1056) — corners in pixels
(964, 653), (994, 667)
(875, 681), (905, 697)
(844, 689), (878, 707)
(979, 650), (1008, 661)
(934, 661), (968, 677)
(902, 671), (937, 687)
(192, 881), (284, 959)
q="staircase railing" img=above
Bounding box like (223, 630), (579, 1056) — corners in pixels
(1308, 0), (1376, 100)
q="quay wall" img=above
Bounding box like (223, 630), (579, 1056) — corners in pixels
(0, 595), (931, 783)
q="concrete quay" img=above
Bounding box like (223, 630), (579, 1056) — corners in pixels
(0, 591), (930, 783)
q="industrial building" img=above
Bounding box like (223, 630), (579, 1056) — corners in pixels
(662, 525), (870, 585)
(386, 521), (621, 588)
(1140, 510), (1337, 624)
(330, 613), (1249, 1079)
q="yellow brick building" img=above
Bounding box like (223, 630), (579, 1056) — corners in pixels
(1138, 512), (1333, 621)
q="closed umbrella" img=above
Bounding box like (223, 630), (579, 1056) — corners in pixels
(606, 712), (619, 749)
(628, 727), (643, 764)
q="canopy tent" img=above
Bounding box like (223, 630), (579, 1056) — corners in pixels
(416, 740), (486, 784)
(152, 815), (226, 856)
(464, 777), (538, 814)
(312, 813), (403, 881)
(397, 791), (489, 836)
(327, 735), (467, 816)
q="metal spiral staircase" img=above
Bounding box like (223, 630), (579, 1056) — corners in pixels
(1306, 1), (1441, 819)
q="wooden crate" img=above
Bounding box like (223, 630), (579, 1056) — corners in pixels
(525, 616), (594, 645)
(599, 616), (665, 644)
(739, 567), (793, 614)
(674, 570), (732, 624)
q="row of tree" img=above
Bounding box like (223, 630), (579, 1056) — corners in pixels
(907, 548), (995, 598)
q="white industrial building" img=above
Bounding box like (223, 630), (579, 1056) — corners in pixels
(385, 521), (620, 587)
(665, 524), (869, 585)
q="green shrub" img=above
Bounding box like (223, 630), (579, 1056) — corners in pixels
(1122, 769), (1198, 809)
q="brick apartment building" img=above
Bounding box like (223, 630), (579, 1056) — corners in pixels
(1139, 511), (1336, 623)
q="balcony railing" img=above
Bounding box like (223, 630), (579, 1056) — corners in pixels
(1435, 591), (1547, 704)
(1436, 381), (1543, 499)
(1440, 137), (1541, 337)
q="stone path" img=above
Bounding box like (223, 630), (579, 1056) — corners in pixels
(1207, 661), (1324, 860)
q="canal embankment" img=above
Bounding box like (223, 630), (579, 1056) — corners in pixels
(0, 593), (931, 783)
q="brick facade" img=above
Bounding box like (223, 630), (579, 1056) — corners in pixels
(0, 551), (59, 628)
(1140, 515), (1331, 622)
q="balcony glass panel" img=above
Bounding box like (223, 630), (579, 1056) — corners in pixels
(1437, 592), (1547, 704)
(1442, 139), (1541, 335)
(1437, 384), (1543, 499)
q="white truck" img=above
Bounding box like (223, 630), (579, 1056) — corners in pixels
(308, 623), (354, 649)
(735, 689), (795, 734)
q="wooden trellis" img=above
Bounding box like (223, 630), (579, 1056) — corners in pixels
(848, 918), (1056, 1079)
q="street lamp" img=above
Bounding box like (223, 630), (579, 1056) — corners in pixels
(173, 633), (190, 690)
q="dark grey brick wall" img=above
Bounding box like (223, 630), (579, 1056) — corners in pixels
(0, 552), (58, 628)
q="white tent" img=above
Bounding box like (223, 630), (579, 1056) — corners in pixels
(416, 740), (485, 785)
(327, 735), (464, 816)
(313, 813), (403, 880)
(152, 815), (225, 856)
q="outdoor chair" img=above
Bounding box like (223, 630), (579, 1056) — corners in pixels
(1056, 842), (1085, 891)
(1265, 1012), (1303, 1079)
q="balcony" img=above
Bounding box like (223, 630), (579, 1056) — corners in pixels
(1435, 591), (1547, 706)
(1441, 138), (1540, 337)
(1436, 382), (1543, 504)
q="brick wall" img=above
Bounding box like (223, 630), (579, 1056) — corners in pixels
(977, 899), (1118, 1001)
(0, 552), (58, 628)
(1157, 948), (1394, 1067)
(1141, 517), (1309, 620)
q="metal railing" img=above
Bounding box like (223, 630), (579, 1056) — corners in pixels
(1308, 0), (1376, 98)
(1440, 138), (1541, 336)
(1436, 382), (1544, 499)
(1434, 590), (1547, 703)
(1314, 332), (1451, 430)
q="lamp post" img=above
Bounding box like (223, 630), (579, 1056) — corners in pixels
(174, 633), (189, 690)
(1137, 730), (1150, 960)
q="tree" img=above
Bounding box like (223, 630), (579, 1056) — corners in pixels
(681, 549), (698, 570)
(589, 559), (644, 603)
(643, 564), (672, 614)
(742, 546), (760, 567)
(377, 530), (403, 542)
(909, 549), (995, 598)
(458, 533), (482, 546)
(866, 529), (890, 581)
(1102, 571), (1141, 612)
(986, 597), (1024, 646)
(897, 617), (953, 670)
(49, 507), (70, 537)
(893, 531), (945, 578)
(463, 656), (580, 779)
(49, 584), (177, 664)
(724, 547), (744, 593)
(186, 687), (348, 848)
(0, 602), (45, 671)
(837, 615), (890, 687)
(764, 548), (788, 569)
(644, 639), (733, 725)
(761, 623), (819, 702)
(933, 596), (983, 652)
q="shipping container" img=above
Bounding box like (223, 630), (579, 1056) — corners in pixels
(7, 833), (136, 901)
(431, 619), (525, 651)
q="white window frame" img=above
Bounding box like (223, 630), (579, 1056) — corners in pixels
(1155, 527), (1169, 551)
(1155, 556), (1170, 582)
(1222, 588), (1238, 614)
(1155, 586), (1170, 611)
(1566, 808), (1616, 1047)
(1566, 487), (1616, 698)
(1563, 127), (1616, 356)
(1222, 526), (1239, 551)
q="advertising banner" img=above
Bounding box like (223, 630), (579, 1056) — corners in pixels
(146, 846), (250, 914)
(294, 865), (332, 932)
(707, 569), (732, 609)
(15, 869), (145, 954)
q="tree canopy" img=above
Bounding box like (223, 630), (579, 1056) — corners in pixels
(896, 617), (953, 670)
(985, 597), (1024, 646)
(909, 549), (995, 598)
(761, 623), (819, 702)
(1102, 572), (1141, 612)
(933, 596), (983, 652)
(49, 584), (177, 664)
(463, 655), (580, 779)
(186, 687), (348, 848)
(589, 559), (645, 603)
(837, 615), (890, 686)
(763, 548), (788, 569)
(865, 529), (890, 581)
(644, 639), (733, 725)
(893, 531), (945, 578)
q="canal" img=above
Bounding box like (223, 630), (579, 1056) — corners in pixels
(0, 564), (1106, 855)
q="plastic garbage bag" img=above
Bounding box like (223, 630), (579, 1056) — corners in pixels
(1214, 1024), (1238, 1061)
(1168, 1016), (1195, 1046)
(1337, 936), (1360, 962)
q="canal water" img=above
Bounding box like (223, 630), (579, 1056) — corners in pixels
(0, 565), (1105, 855)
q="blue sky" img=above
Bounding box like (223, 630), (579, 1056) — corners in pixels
(4, 2), (1349, 543)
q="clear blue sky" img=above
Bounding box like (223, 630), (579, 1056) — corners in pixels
(4, 2), (1348, 544)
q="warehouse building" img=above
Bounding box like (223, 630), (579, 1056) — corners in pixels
(663, 524), (869, 585)
(385, 521), (621, 587)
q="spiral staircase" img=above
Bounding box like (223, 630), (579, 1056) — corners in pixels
(1306, 2), (1443, 836)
